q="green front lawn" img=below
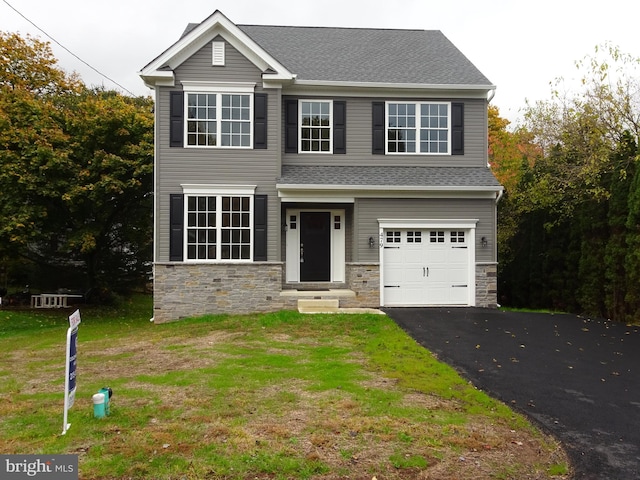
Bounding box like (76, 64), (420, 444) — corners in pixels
(0, 296), (569, 479)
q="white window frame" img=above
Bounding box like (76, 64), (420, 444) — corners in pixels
(299, 99), (333, 154)
(182, 185), (256, 263)
(385, 101), (451, 155)
(182, 82), (255, 149)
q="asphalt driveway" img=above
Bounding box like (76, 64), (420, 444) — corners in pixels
(383, 307), (640, 480)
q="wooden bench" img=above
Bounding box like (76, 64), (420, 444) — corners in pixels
(31, 294), (83, 308)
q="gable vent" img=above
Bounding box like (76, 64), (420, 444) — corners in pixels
(212, 41), (225, 66)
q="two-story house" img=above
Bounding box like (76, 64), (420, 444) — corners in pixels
(140, 10), (503, 323)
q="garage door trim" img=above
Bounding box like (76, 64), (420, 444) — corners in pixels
(378, 219), (478, 307)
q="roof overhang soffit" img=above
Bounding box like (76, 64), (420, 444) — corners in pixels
(276, 184), (504, 201)
(139, 10), (294, 88)
(262, 79), (496, 99)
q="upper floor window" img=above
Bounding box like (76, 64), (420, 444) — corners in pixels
(299, 100), (332, 153)
(186, 92), (252, 148)
(170, 85), (266, 150)
(386, 102), (450, 154)
(285, 99), (345, 154)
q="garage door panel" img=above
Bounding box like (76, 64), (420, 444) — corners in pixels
(384, 285), (403, 304)
(447, 266), (469, 283)
(382, 228), (471, 306)
(450, 285), (469, 304)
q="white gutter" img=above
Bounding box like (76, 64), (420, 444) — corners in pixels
(291, 79), (496, 91)
(276, 183), (501, 192)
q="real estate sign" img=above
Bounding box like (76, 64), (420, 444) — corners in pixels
(62, 310), (81, 435)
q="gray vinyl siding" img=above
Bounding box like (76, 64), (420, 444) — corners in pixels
(282, 97), (487, 168)
(353, 197), (496, 263)
(173, 35), (263, 83)
(154, 39), (282, 262)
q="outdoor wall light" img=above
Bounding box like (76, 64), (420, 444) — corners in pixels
(369, 236), (375, 248)
(481, 236), (488, 248)
(282, 222), (288, 232)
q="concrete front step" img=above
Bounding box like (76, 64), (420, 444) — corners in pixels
(297, 298), (339, 313)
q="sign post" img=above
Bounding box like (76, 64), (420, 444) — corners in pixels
(62, 310), (81, 435)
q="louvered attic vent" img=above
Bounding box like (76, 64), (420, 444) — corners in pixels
(212, 41), (225, 66)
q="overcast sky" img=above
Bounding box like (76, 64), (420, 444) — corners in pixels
(1, 0), (638, 124)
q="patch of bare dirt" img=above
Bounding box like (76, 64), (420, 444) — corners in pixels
(4, 322), (571, 479)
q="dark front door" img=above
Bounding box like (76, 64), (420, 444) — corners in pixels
(300, 212), (331, 281)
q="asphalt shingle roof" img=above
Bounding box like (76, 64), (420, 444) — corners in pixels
(238, 25), (492, 86)
(277, 165), (502, 189)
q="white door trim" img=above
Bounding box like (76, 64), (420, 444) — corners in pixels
(286, 209), (345, 283)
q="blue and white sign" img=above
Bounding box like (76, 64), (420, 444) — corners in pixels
(62, 310), (81, 435)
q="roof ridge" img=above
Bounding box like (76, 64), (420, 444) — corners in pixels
(239, 24), (437, 33)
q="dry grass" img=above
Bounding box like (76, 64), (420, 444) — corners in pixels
(0, 305), (570, 479)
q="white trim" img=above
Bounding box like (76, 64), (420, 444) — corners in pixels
(378, 219), (479, 229)
(182, 184), (256, 195)
(291, 79), (496, 92)
(153, 88), (159, 263)
(264, 80), (495, 98)
(277, 186), (502, 201)
(183, 91), (254, 149)
(141, 70), (175, 89)
(277, 184), (501, 192)
(212, 41), (225, 66)
(182, 189), (255, 263)
(278, 192), (356, 203)
(298, 99), (333, 154)
(139, 11), (294, 88)
(181, 81), (256, 93)
(285, 209), (346, 283)
(378, 220), (477, 307)
(385, 101), (451, 155)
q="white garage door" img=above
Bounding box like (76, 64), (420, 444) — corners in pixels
(383, 229), (471, 306)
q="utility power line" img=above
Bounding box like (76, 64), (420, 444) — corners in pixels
(1, 0), (137, 96)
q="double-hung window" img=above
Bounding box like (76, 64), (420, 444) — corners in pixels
(186, 93), (251, 147)
(184, 187), (254, 261)
(386, 102), (450, 154)
(183, 82), (254, 148)
(299, 100), (332, 153)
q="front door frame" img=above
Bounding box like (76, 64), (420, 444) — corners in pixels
(285, 208), (345, 283)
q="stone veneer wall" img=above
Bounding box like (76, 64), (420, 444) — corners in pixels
(476, 263), (498, 308)
(153, 261), (498, 323)
(153, 262), (295, 323)
(341, 263), (380, 308)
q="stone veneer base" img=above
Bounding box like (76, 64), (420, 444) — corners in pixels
(153, 262), (497, 323)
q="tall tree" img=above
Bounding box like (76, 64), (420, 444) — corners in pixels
(0, 32), (153, 294)
(498, 44), (640, 320)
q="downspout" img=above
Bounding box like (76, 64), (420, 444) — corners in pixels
(495, 188), (504, 204)
(487, 88), (496, 103)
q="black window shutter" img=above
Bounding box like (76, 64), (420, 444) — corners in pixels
(254, 195), (268, 261)
(169, 91), (184, 147)
(169, 194), (184, 261)
(372, 102), (385, 154)
(254, 93), (267, 149)
(451, 102), (464, 155)
(285, 99), (298, 153)
(333, 101), (346, 154)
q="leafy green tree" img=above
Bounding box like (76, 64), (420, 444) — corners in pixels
(498, 44), (640, 320)
(0, 32), (153, 294)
